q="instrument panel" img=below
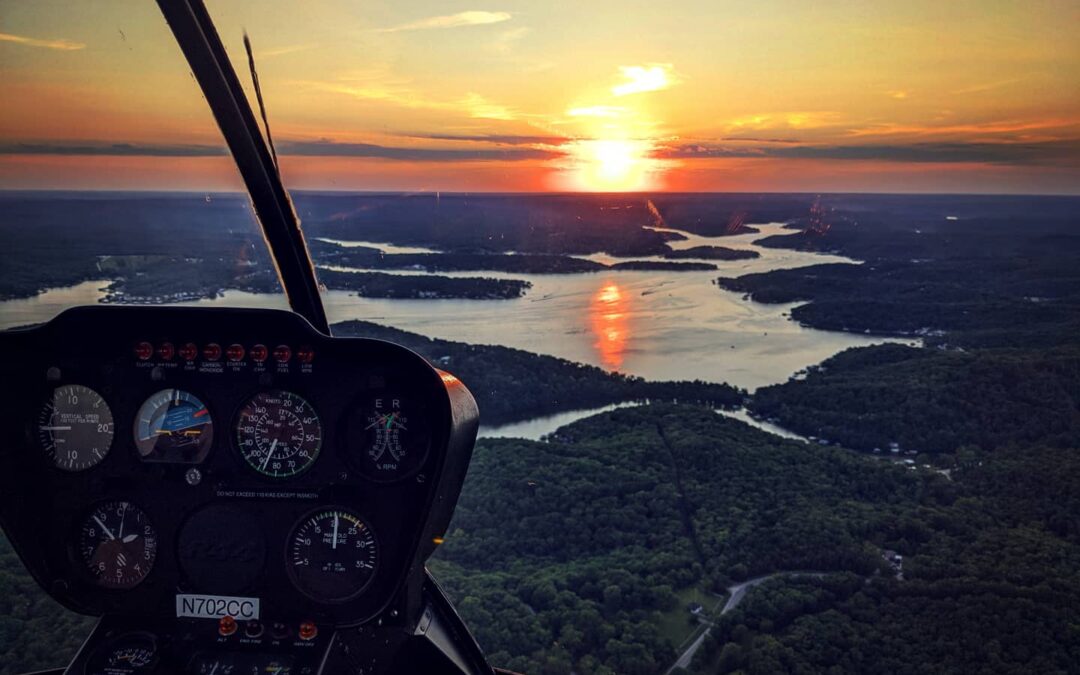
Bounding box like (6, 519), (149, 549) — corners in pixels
(0, 306), (478, 637)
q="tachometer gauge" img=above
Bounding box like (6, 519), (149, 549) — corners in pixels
(86, 631), (158, 674)
(36, 384), (114, 471)
(133, 389), (214, 463)
(236, 390), (322, 478)
(287, 508), (378, 602)
(345, 395), (431, 482)
(78, 501), (158, 589)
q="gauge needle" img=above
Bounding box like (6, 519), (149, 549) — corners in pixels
(332, 514), (339, 550)
(261, 438), (279, 471)
(121, 534), (139, 543)
(93, 516), (116, 540)
(118, 503), (127, 541)
(385, 413), (395, 430)
(40, 425), (72, 431)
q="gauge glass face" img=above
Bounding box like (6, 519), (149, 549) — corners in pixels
(287, 509), (378, 602)
(78, 501), (158, 589)
(37, 384), (114, 471)
(133, 389), (214, 463)
(236, 390), (322, 478)
(87, 632), (158, 675)
(347, 395), (431, 482)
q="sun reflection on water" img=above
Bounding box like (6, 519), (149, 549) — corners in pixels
(590, 280), (631, 370)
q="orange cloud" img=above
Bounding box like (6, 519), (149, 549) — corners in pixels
(611, 64), (678, 96)
(0, 31), (84, 51)
(378, 11), (512, 33)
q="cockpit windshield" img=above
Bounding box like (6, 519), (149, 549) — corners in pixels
(0, 0), (288, 330)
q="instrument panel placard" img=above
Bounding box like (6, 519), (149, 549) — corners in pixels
(176, 594), (260, 620)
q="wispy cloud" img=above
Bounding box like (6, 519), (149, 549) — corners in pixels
(952, 79), (1020, 95)
(258, 44), (316, 58)
(302, 77), (518, 120)
(404, 133), (570, 146)
(378, 11), (512, 33)
(725, 111), (840, 130)
(885, 90), (910, 100)
(611, 64), (678, 96)
(459, 93), (516, 120)
(488, 26), (530, 53)
(279, 139), (558, 162)
(0, 141), (224, 156)
(0, 31), (84, 51)
(848, 117), (1080, 140)
(660, 139), (1080, 165)
(567, 106), (628, 118)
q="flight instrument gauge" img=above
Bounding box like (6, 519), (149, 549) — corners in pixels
(36, 384), (114, 471)
(286, 508), (378, 602)
(86, 631), (158, 674)
(133, 389), (214, 463)
(78, 501), (158, 589)
(236, 390), (322, 478)
(345, 395), (431, 482)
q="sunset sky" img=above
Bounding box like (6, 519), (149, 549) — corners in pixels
(1, 0), (1078, 193)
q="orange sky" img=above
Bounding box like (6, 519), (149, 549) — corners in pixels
(1, 0), (1078, 193)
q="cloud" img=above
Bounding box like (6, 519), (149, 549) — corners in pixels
(660, 140), (1080, 165)
(378, 11), (512, 33)
(952, 79), (1020, 95)
(489, 27), (530, 53)
(847, 118), (1080, 140)
(278, 139), (558, 162)
(303, 78), (517, 120)
(0, 142), (224, 156)
(725, 111), (839, 131)
(258, 44), (316, 58)
(885, 90), (910, 100)
(611, 64), (678, 96)
(404, 133), (570, 145)
(0, 31), (84, 51)
(567, 106), (627, 118)
(459, 93), (516, 120)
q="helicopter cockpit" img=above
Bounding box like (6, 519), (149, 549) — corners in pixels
(1, 1), (496, 672)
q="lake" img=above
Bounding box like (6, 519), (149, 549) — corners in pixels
(0, 223), (913, 391)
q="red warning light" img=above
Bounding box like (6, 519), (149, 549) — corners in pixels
(298, 621), (318, 641)
(250, 344), (269, 362)
(297, 346), (314, 364)
(203, 343), (222, 361)
(219, 615), (238, 637)
(226, 344), (245, 362)
(135, 341), (153, 361)
(157, 342), (175, 360)
(179, 343), (198, 361)
(273, 345), (292, 363)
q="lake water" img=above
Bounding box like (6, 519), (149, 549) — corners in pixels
(0, 223), (914, 391)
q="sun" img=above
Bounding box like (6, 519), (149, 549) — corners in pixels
(563, 139), (660, 192)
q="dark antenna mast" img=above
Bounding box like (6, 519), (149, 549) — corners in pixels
(243, 32), (280, 171)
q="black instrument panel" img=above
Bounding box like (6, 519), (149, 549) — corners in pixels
(0, 306), (478, 630)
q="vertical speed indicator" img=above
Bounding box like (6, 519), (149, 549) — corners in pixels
(37, 385), (114, 471)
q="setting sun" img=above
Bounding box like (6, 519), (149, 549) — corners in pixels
(562, 139), (663, 192)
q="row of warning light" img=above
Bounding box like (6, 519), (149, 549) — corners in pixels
(134, 341), (315, 364)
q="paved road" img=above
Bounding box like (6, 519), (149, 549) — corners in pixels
(666, 572), (825, 673)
